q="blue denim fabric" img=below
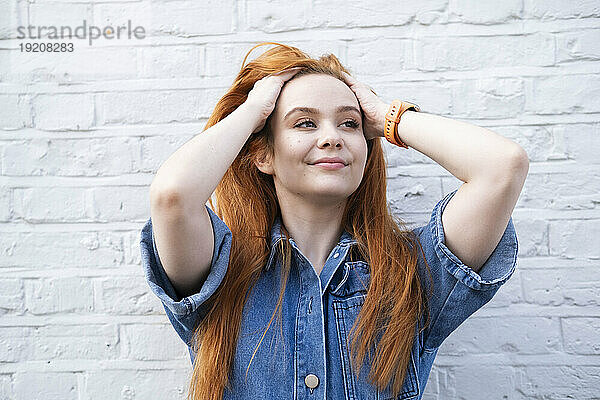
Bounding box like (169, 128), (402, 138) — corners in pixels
(140, 188), (518, 399)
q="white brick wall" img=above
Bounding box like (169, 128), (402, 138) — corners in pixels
(1, 0), (599, 398)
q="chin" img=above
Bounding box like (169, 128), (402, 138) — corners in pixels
(305, 185), (355, 199)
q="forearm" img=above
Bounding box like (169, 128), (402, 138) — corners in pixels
(376, 106), (526, 183)
(150, 102), (260, 207)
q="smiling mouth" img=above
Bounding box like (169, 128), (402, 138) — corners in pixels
(310, 162), (347, 169)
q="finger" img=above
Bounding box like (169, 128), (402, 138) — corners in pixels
(269, 67), (303, 77)
(341, 71), (357, 85)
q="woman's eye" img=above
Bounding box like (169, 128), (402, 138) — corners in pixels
(343, 119), (360, 128)
(294, 119), (315, 128)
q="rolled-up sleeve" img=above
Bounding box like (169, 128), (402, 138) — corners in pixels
(412, 188), (518, 351)
(139, 204), (232, 347)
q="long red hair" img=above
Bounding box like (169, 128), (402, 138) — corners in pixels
(187, 42), (433, 400)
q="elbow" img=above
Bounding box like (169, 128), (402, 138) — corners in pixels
(150, 184), (184, 210)
(481, 145), (529, 188)
(510, 145), (529, 168)
(499, 145), (529, 188)
(509, 145), (529, 180)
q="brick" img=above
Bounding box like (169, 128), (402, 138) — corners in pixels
(243, 0), (311, 33)
(452, 365), (517, 400)
(0, 0), (27, 39)
(522, 268), (600, 306)
(562, 317), (600, 354)
(120, 324), (188, 360)
(453, 78), (525, 118)
(243, 0), (447, 32)
(527, 74), (600, 114)
(484, 270), (523, 307)
(29, 3), (92, 32)
(386, 177), (442, 216)
(32, 94), (94, 130)
(95, 275), (163, 315)
(524, 0), (600, 19)
(439, 316), (560, 355)
(87, 186), (150, 222)
(516, 365), (600, 399)
(0, 231), (124, 268)
(0, 327), (33, 362)
(96, 89), (222, 125)
(13, 372), (78, 400)
(25, 277), (94, 314)
(416, 33), (555, 71)
(83, 369), (190, 399)
(151, 0), (234, 36)
(517, 172), (600, 210)
(0, 374), (13, 399)
(0, 279), (24, 315)
(13, 186), (151, 222)
(93, 2), (153, 32)
(347, 38), (414, 75)
(140, 134), (196, 173)
(511, 219), (549, 257)
(31, 324), (119, 360)
(0, 95), (32, 129)
(0, 186), (11, 222)
(13, 187), (88, 222)
(549, 219), (600, 258)
(449, 0), (522, 24)
(2, 137), (141, 176)
(140, 45), (199, 79)
(556, 29), (600, 63)
(204, 42), (259, 78)
(504, 124), (567, 163)
(564, 123), (600, 164)
(123, 230), (143, 266)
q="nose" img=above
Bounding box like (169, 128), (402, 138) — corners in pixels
(317, 123), (343, 148)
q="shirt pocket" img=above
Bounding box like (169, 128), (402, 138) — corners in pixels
(329, 260), (371, 297)
(332, 291), (420, 400)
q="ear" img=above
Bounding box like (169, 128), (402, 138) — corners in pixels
(254, 150), (275, 176)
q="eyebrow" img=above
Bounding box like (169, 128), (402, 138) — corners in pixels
(282, 105), (361, 122)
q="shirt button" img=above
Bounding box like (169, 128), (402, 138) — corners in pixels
(333, 252), (339, 258)
(304, 374), (319, 389)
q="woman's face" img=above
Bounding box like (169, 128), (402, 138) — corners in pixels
(255, 73), (368, 207)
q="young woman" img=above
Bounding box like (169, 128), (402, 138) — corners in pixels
(140, 42), (528, 400)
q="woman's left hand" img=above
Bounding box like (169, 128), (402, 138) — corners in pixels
(341, 71), (389, 141)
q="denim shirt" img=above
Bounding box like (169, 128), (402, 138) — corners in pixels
(140, 188), (518, 399)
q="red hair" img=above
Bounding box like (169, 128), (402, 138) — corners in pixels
(187, 42), (433, 400)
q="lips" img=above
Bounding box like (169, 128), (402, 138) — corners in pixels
(310, 157), (348, 165)
(311, 162), (346, 170)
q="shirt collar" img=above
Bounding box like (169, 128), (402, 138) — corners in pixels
(266, 214), (358, 270)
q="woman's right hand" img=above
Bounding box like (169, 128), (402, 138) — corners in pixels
(244, 67), (303, 134)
